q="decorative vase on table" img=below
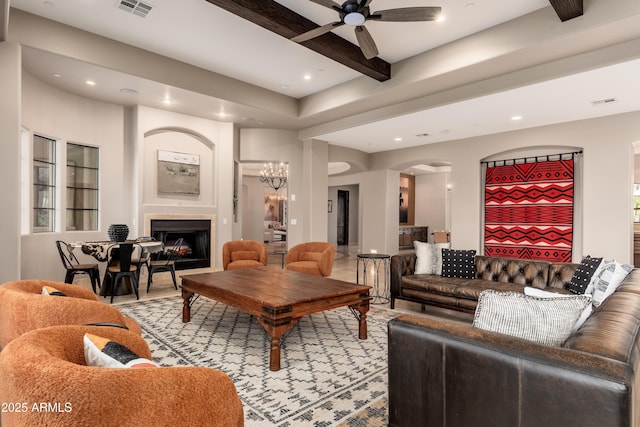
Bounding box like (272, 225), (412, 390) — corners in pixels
(108, 224), (129, 242)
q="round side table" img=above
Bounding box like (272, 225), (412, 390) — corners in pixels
(356, 253), (391, 304)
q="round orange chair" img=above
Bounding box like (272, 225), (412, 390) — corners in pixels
(285, 242), (335, 277)
(0, 280), (141, 348)
(222, 240), (268, 270)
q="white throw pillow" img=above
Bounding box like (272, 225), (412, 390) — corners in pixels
(524, 287), (593, 334)
(473, 290), (592, 346)
(591, 261), (633, 307)
(413, 241), (451, 275)
(413, 241), (434, 274)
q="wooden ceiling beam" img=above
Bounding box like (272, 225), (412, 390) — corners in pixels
(1, 0), (9, 42)
(548, 0), (583, 22)
(205, 0), (391, 82)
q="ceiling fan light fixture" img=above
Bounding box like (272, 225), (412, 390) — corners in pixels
(344, 12), (366, 26)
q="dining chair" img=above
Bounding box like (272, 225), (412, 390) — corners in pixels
(104, 242), (142, 303)
(133, 236), (157, 278)
(147, 237), (183, 292)
(55, 240), (101, 293)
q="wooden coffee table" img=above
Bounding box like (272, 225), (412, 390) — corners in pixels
(180, 268), (371, 371)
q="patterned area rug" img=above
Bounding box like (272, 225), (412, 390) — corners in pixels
(119, 296), (398, 426)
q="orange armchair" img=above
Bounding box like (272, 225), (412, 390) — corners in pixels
(0, 325), (244, 426)
(222, 240), (268, 270)
(285, 242), (335, 277)
(0, 280), (141, 348)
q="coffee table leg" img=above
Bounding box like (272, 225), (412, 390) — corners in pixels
(269, 336), (281, 371)
(182, 289), (194, 323)
(358, 308), (368, 340)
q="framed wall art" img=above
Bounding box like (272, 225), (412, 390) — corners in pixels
(157, 150), (200, 195)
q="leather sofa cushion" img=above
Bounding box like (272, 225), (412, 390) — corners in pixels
(564, 290), (640, 362)
(401, 275), (469, 295)
(455, 280), (526, 300)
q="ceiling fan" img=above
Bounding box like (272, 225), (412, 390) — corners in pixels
(291, 0), (442, 60)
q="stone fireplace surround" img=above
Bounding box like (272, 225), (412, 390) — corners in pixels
(144, 214), (216, 270)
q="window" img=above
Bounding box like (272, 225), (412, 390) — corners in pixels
(33, 134), (56, 232)
(66, 143), (99, 231)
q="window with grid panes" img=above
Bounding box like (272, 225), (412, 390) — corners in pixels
(66, 143), (99, 231)
(33, 135), (56, 232)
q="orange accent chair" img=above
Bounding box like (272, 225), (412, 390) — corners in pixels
(0, 280), (141, 349)
(0, 325), (244, 426)
(222, 240), (268, 271)
(285, 242), (335, 277)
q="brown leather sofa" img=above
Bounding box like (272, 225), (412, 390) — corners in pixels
(388, 268), (640, 427)
(391, 253), (578, 313)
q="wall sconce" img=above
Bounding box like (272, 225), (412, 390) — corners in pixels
(446, 184), (453, 192)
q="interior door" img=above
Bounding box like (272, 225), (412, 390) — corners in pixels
(337, 190), (349, 245)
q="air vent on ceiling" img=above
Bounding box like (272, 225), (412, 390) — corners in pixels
(591, 97), (617, 106)
(118, 0), (152, 18)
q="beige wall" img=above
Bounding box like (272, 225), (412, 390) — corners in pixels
(370, 112), (640, 263)
(0, 41), (21, 282)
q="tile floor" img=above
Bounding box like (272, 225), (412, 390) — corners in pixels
(74, 242), (472, 323)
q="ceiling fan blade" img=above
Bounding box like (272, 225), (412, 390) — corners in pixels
(373, 7), (442, 22)
(309, 0), (343, 11)
(291, 21), (344, 43)
(357, 0), (374, 12)
(354, 25), (378, 59)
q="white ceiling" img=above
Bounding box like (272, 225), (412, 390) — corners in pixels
(9, 0), (640, 161)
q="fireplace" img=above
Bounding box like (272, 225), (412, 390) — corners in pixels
(150, 219), (211, 270)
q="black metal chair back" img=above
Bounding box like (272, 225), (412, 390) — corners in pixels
(105, 242), (142, 303)
(55, 240), (101, 293)
(147, 238), (183, 292)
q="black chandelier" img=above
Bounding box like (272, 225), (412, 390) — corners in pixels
(259, 162), (288, 191)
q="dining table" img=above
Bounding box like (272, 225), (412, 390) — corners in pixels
(70, 240), (164, 297)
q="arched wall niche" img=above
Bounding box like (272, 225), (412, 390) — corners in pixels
(142, 126), (216, 206)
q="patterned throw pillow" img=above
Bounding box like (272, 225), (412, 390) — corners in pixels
(591, 261), (633, 307)
(41, 286), (66, 296)
(84, 333), (158, 369)
(473, 290), (592, 346)
(566, 256), (603, 294)
(441, 249), (476, 279)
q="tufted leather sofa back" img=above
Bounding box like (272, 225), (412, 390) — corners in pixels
(392, 252), (579, 292)
(475, 255), (551, 289)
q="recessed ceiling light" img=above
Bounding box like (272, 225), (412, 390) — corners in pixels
(465, 3), (475, 8)
(394, 137), (403, 142)
(303, 74), (311, 81)
(511, 115), (523, 121)
(280, 83), (289, 89)
(52, 73), (62, 78)
(437, 15), (445, 22)
(162, 98), (172, 105)
(120, 88), (139, 96)
(85, 80), (96, 86)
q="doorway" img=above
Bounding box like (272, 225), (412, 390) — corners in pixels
(337, 190), (349, 245)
